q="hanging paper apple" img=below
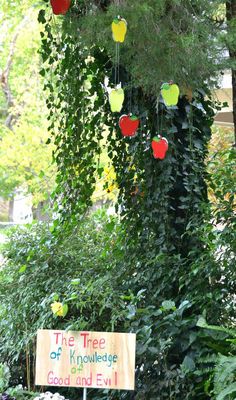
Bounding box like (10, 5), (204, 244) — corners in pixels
(119, 114), (140, 137)
(161, 82), (180, 107)
(111, 16), (127, 43)
(109, 88), (124, 112)
(50, 0), (71, 15)
(151, 136), (168, 159)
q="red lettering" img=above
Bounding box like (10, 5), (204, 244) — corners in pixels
(96, 373), (103, 386)
(80, 333), (106, 349)
(68, 336), (74, 347)
(47, 371), (71, 386)
(99, 338), (105, 349)
(80, 332), (89, 348)
(47, 371), (54, 384)
(53, 332), (72, 346)
(53, 332), (61, 345)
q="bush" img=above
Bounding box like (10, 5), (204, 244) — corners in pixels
(0, 364), (10, 393)
(0, 152), (235, 400)
(0, 363), (35, 400)
(197, 320), (236, 400)
(0, 210), (126, 391)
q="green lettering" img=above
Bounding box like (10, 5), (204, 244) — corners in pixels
(70, 350), (75, 364)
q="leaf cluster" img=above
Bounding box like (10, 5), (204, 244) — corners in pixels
(61, 0), (229, 93)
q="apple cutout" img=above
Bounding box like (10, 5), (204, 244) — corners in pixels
(50, 0), (71, 15)
(119, 114), (140, 137)
(151, 136), (168, 159)
(111, 16), (127, 43)
(109, 88), (124, 112)
(161, 81), (180, 107)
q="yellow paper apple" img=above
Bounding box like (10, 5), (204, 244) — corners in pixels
(161, 82), (180, 107)
(109, 88), (124, 112)
(50, 301), (68, 317)
(111, 16), (127, 43)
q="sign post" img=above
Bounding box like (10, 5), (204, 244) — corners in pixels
(83, 388), (87, 400)
(35, 329), (136, 396)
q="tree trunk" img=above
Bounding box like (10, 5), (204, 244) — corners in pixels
(231, 70), (236, 146)
(226, 0), (236, 146)
(32, 201), (50, 221)
(8, 199), (14, 222)
(0, 16), (30, 208)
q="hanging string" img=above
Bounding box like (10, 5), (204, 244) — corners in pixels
(129, 78), (132, 113)
(156, 97), (164, 135)
(116, 0), (121, 85)
(114, 42), (118, 85)
(114, 42), (120, 86)
(156, 99), (160, 134)
(117, 42), (120, 84)
(188, 103), (193, 151)
(160, 107), (164, 135)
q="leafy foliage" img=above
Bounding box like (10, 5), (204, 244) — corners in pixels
(50, 0), (232, 93)
(215, 357), (236, 400)
(0, 212), (124, 370)
(0, 364), (10, 393)
(38, 5), (217, 244)
(0, 362), (35, 400)
(33, 1), (236, 399)
(0, 200), (235, 399)
(197, 320), (236, 400)
(0, 1), (235, 400)
(0, 1), (55, 206)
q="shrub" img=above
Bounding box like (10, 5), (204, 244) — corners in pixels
(197, 319), (236, 399)
(0, 147), (235, 400)
(0, 363), (35, 400)
(0, 210), (125, 391)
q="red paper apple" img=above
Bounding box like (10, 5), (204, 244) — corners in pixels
(119, 114), (140, 137)
(151, 136), (168, 159)
(50, 0), (71, 15)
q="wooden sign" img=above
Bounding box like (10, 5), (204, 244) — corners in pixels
(35, 329), (136, 391)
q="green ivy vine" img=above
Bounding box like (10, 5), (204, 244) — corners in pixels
(39, 3), (215, 254)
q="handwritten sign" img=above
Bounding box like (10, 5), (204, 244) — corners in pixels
(35, 329), (136, 391)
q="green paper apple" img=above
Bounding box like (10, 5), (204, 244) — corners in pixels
(109, 88), (124, 112)
(161, 82), (180, 107)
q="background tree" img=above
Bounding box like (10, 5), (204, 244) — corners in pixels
(226, 0), (236, 145)
(0, 0), (55, 220)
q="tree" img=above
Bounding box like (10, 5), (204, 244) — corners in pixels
(226, 0), (236, 145)
(0, 1), (55, 220)
(35, 1), (236, 398)
(38, 0), (226, 234)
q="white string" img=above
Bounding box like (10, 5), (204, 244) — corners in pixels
(115, 42), (118, 85)
(117, 42), (120, 84)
